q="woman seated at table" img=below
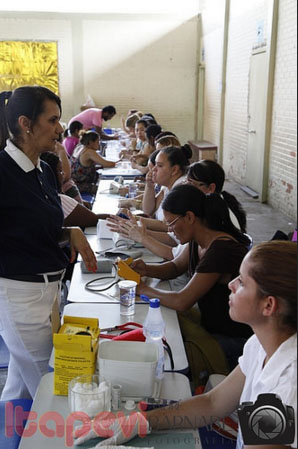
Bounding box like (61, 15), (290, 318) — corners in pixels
(63, 120), (83, 157)
(120, 109), (142, 136)
(120, 118), (151, 160)
(40, 152), (109, 227)
(110, 159), (247, 261)
(71, 130), (116, 194)
(75, 241), (297, 449)
(131, 184), (253, 377)
(54, 133), (89, 206)
(123, 111), (142, 137)
(155, 131), (181, 150)
(130, 124), (163, 175)
(113, 145), (191, 235)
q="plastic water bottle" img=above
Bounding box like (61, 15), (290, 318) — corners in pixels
(143, 298), (165, 380)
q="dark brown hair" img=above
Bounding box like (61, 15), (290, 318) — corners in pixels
(0, 86), (61, 151)
(248, 240), (297, 330)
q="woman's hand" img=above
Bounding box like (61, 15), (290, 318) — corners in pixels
(68, 227), (97, 272)
(107, 212), (145, 244)
(145, 169), (155, 187)
(74, 411), (150, 447)
(130, 258), (148, 276)
(130, 158), (137, 169)
(136, 278), (147, 295)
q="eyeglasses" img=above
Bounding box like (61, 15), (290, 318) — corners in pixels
(165, 215), (183, 228)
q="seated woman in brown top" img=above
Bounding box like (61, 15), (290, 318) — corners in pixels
(71, 130), (116, 194)
(131, 184), (252, 383)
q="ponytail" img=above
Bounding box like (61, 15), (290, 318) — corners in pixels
(187, 160), (247, 232)
(203, 194), (249, 245)
(0, 91), (12, 151)
(221, 190), (247, 233)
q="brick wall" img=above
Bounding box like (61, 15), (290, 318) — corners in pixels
(223, 0), (269, 182)
(200, 0), (297, 220)
(267, 0), (297, 219)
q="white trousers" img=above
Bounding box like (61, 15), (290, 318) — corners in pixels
(0, 277), (60, 400)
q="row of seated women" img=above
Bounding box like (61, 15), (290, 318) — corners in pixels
(107, 147), (252, 383)
(52, 108), (295, 391)
(1, 88), (295, 449)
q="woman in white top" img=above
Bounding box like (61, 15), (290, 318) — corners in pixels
(109, 159), (247, 262)
(141, 144), (192, 226)
(75, 240), (297, 449)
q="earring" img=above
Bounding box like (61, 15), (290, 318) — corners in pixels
(26, 130), (30, 134)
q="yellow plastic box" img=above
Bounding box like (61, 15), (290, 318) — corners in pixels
(53, 316), (100, 396)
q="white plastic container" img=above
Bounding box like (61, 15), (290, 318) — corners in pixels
(97, 219), (113, 239)
(98, 341), (158, 398)
(118, 280), (137, 316)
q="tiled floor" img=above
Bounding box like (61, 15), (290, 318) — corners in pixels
(0, 179), (295, 397)
(225, 178), (295, 244)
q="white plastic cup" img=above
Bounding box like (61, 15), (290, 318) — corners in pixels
(118, 280), (137, 316)
(128, 184), (137, 198)
(68, 374), (111, 417)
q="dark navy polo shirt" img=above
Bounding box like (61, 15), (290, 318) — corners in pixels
(0, 141), (69, 275)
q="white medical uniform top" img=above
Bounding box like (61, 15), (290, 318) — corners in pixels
(236, 333), (297, 448)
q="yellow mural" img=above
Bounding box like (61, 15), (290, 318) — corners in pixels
(0, 41), (58, 94)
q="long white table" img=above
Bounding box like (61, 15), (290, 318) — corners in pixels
(98, 140), (143, 179)
(65, 174), (189, 372)
(67, 234), (165, 304)
(18, 372), (201, 449)
(62, 303), (188, 373)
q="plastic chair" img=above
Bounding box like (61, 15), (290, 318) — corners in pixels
(81, 192), (94, 203)
(0, 398), (33, 449)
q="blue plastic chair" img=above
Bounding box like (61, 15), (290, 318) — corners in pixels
(0, 398), (33, 449)
(81, 192), (94, 203)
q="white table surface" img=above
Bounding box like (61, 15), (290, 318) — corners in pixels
(92, 179), (123, 216)
(98, 165), (142, 179)
(18, 372), (201, 449)
(67, 234), (165, 304)
(62, 302), (188, 373)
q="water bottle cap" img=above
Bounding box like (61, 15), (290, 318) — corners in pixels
(149, 298), (160, 308)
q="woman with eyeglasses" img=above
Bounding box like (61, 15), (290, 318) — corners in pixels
(108, 160), (247, 262)
(130, 184), (252, 382)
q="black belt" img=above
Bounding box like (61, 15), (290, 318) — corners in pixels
(1, 273), (63, 283)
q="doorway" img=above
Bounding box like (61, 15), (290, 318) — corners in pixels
(245, 47), (267, 198)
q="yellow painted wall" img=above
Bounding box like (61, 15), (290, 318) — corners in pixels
(0, 11), (199, 145)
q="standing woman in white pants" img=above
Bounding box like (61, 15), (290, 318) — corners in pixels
(0, 86), (97, 400)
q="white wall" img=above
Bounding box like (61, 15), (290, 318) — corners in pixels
(0, 11), (199, 145)
(199, 0), (297, 220)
